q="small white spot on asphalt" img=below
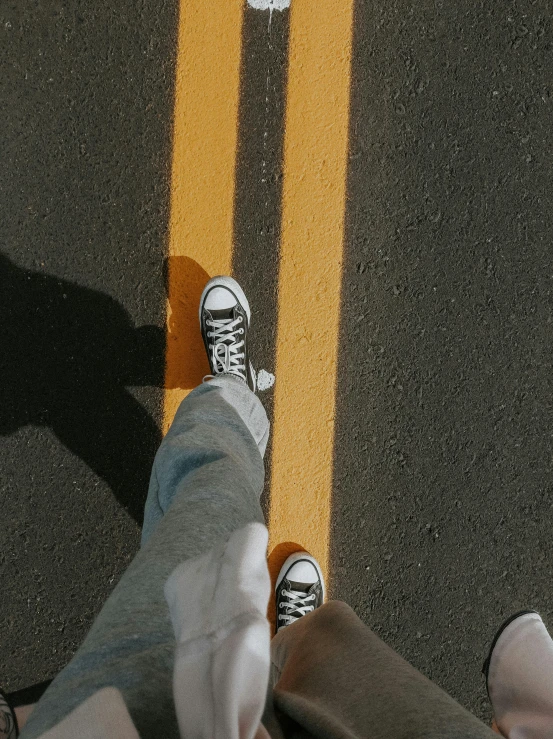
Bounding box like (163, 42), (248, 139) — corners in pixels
(257, 369), (275, 391)
(247, 0), (290, 10)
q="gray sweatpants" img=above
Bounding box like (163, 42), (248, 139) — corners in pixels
(21, 376), (268, 739)
(21, 377), (495, 739)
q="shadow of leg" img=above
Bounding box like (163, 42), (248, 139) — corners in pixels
(52, 388), (161, 524)
(162, 256), (212, 430)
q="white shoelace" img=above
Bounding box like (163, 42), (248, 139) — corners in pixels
(278, 589), (316, 627)
(206, 315), (246, 380)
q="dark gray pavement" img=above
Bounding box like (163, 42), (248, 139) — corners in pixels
(333, 0), (553, 721)
(2, 0), (553, 726)
(1, 0), (175, 691)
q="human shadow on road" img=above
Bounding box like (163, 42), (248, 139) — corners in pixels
(0, 251), (165, 523)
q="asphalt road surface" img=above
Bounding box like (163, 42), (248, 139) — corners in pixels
(2, 0), (553, 725)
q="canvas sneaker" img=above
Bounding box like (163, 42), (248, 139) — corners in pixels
(275, 552), (325, 632)
(199, 276), (256, 392)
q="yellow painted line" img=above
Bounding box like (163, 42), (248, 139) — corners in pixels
(162, 0), (244, 433)
(268, 0), (355, 584)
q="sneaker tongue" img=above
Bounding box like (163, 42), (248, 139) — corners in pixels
(208, 307), (235, 321)
(288, 580), (314, 594)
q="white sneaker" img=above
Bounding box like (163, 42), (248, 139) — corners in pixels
(199, 276), (256, 392)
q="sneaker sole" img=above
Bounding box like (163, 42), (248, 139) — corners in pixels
(198, 275), (251, 326)
(276, 552), (326, 602)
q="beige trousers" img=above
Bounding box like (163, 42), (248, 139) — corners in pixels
(264, 600), (496, 739)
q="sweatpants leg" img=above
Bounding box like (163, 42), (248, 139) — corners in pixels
(21, 377), (269, 739)
(267, 601), (496, 739)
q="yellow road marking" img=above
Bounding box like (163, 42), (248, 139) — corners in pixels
(268, 0), (355, 584)
(163, 0), (244, 433)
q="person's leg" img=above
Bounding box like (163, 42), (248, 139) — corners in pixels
(267, 554), (495, 739)
(269, 602), (497, 739)
(140, 373), (269, 546)
(21, 278), (269, 739)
